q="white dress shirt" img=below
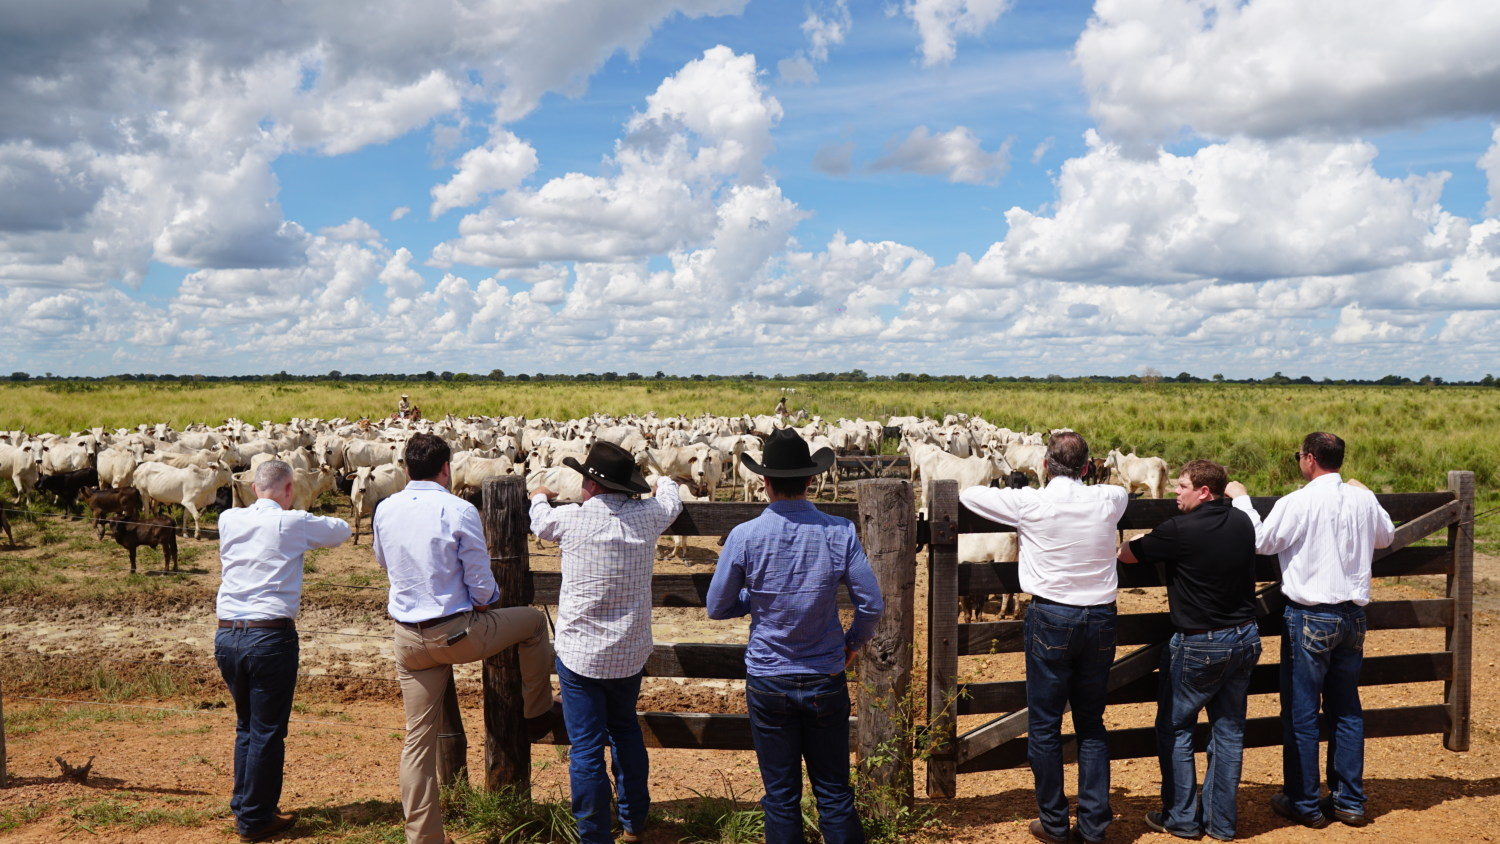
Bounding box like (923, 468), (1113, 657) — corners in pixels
(373, 480), (501, 623)
(216, 498), (351, 620)
(531, 477), (682, 679)
(1232, 473), (1395, 606)
(960, 476), (1129, 606)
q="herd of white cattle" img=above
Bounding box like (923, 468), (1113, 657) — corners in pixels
(0, 412), (1171, 566)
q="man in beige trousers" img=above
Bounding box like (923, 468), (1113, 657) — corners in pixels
(374, 433), (557, 844)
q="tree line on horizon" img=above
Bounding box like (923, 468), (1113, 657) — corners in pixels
(9, 368), (1498, 388)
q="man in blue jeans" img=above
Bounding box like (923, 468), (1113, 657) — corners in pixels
(962, 432), (1127, 844)
(531, 441), (682, 844)
(707, 428), (884, 844)
(1229, 432), (1394, 829)
(1120, 460), (1260, 841)
(215, 459), (351, 842)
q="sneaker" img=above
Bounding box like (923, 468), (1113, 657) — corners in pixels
(239, 812), (296, 842)
(1270, 793), (1331, 829)
(1320, 797), (1371, 827)
(1144, 810), (1201, 839)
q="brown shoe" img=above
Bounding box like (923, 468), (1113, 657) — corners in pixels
(239, 812), (296, 842)
(1030, 819), (1070, 844)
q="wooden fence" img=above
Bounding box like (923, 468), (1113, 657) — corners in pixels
(469, 475), (921, 800)
(920, 471), (1475, 798)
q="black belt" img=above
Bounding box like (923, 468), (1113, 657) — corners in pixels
(1178, 620), (1256, 636)
(218, 618), (294, 629)
(399, 611), (466, 630)
(1032, 595), (1116, 610)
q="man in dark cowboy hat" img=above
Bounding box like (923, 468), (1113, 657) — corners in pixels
(707, 429), (884, 844)
(531, 441), (682, 844)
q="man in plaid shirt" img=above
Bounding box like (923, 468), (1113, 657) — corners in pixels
(531, 441), (682, 844)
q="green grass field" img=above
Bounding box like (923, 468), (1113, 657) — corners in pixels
(3, 379), (1495, 547)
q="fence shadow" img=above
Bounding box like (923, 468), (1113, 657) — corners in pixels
(931, 774), (1500, 842)
(1, 772), (208, 797)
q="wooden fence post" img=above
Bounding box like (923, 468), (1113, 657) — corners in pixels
(925, 479), (959, 799)
(436, 673), (468, 786)
(1445, 470), (1474, 752)
(855, 479), (918, 810)
(482, 475), (532, 796)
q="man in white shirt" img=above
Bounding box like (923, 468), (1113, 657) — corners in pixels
(960, 433), (1127, 844)
(530, 441), (682, 844)
(215, 459), (350, 843)
(374, 434), (556, 844)
(1227, 432), (1394, 830)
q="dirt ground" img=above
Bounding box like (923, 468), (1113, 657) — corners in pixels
(1, 504), (1496, 842)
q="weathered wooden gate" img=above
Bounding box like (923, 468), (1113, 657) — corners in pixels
(921, 472), (1475, 798)
(475, 475), (921, 803)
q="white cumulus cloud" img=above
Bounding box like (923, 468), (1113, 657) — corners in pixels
(429, 130), (539, 217)
(1077, 0), (1500, 147)
(903, 0), (1011, 67)
(871, 126), (1011, 185)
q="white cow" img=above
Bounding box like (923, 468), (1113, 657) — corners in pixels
(1003, 443), (1047, 483)
(734, 449), (767, 502)
(645, 444), (722, 499)
(526, 466), (584, 501)
(1105, 450), (1170, 498)
(349, 463), (409, 544)
(344, 439), (402, 470)
(0, 443), (42, 502)
(97, 446), (141, 488)
(450, 452), (517, 496)
(131, 461), (231, 539)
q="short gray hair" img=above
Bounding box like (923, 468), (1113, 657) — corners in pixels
(254, 459), (293, 492)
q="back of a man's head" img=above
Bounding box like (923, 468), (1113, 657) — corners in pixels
(1302, 431), (1345, 470)
(254, 459), (292, 494)
(1046, 432), (1089, 480)
(404, 433), (450, 481)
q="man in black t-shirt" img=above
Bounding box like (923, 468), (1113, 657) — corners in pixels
(1119, 459), (1260, 842)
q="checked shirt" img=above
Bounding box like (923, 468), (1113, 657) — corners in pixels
(531, 477), (682, 679)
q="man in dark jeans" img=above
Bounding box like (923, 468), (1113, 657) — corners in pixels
(1229, 433), (1394, 829)
(1120, 460), (1260, 841)
(215, 460), (350, 842)
(962, 433), (1127, 844)
(707, 429), (884, 844)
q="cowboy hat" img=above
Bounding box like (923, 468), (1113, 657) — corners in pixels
(563, 441), (651, 494)
(740, 428), (835, 478)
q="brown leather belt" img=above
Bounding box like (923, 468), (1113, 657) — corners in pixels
(218, 618), (295, 629)
(399, 611), (465, 630)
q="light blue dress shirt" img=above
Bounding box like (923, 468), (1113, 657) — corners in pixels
(707, 500), (884, 677)
(216, 498), (351, 620)
(373, 480), (501, 623)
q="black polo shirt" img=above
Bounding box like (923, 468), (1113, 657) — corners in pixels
(1128, 497), (1258, 631)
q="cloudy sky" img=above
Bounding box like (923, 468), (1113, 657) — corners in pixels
(2, 0), (1498, 378)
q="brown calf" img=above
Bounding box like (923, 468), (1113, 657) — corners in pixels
(111, 516), (178, 573)
(82, 486), (143, 539)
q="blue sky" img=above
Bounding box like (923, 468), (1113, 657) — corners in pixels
(3, 0), (1499, 378)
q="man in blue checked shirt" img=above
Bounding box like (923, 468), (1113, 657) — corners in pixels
(707, 428), (884, 844)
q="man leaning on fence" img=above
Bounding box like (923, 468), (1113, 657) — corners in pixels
(530, 441), (683, 844)
(1119, 459), (1260, 841)
(707, 428), (884, 844)
(373, 433), (557, 844)
(1227, 432), (1394, 830)
(215, 459), (351, 842)
(960, 432), (1127, 844)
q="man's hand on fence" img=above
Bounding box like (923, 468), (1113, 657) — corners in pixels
(1225, 481), (1249, 499)
(1346, 478), (1370, 490)
(533, 485), (558, 500)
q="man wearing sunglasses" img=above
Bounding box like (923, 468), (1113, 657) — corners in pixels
(1226, 432), (1394, 830)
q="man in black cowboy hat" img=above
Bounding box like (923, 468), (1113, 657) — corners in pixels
(531, 441), (682, 844)
(707, 429), (884, 844)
